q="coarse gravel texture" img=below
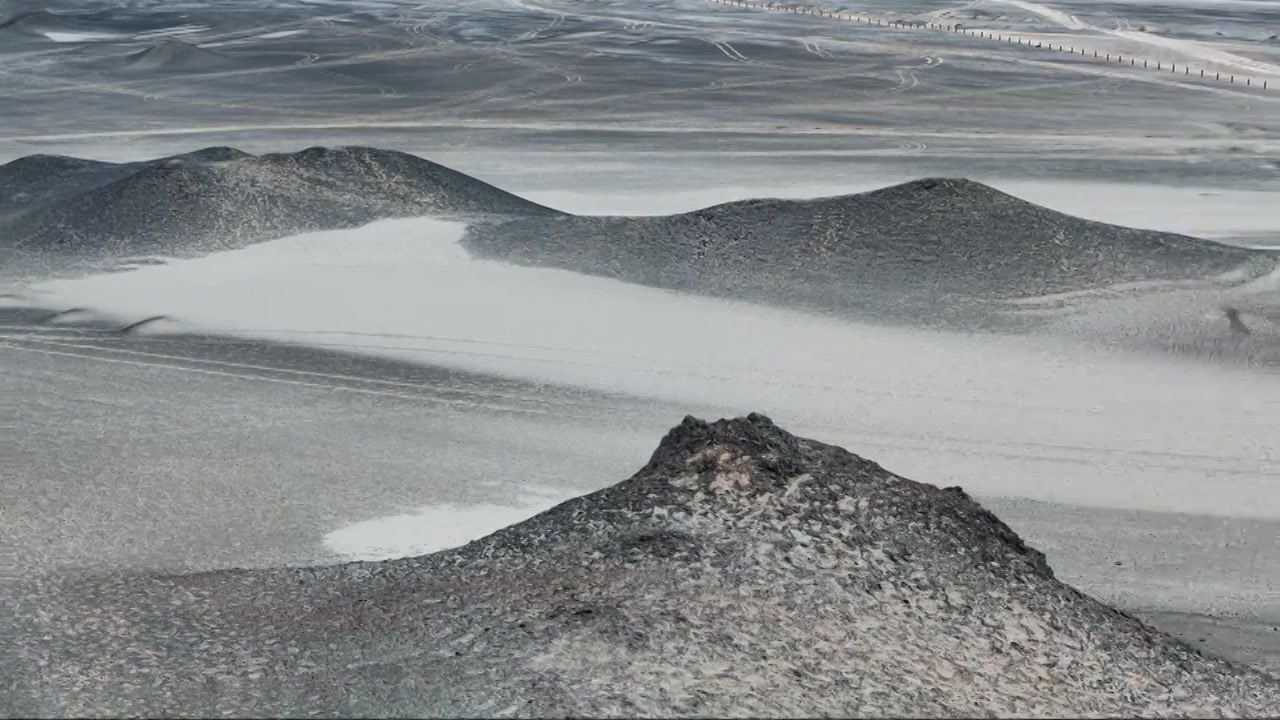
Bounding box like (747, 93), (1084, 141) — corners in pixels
(5, 145), (1275, 332)
(5, 414), (1279, 718)
(464, 177), (1279, 325)
(0, 145), (564, 255)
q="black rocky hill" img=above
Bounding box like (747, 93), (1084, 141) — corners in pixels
(6, 414), (1279, 716)
(464, 177), (1276, 323)
(120, 39), (243, 73)
(1, 146), (565, 253)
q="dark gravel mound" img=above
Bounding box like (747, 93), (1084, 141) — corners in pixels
(0, 154), (116, 221)
(464, 177), (1276, 324)
(0, 8), (86, 34)
(2, 146), (564, 254)
(121, 39), (242, 73)
(0, 148), (256, 224)
(0, 5), (188, 39)
(6, 414), (1278, 717)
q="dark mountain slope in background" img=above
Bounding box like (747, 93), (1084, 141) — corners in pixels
(4, 146), (1272, 328)
(6, 415), (1279, 716)
(1, 146), (565, 253)
(120, 39), (243, 73)
(465, 177), (1276, 323)
(0, 3), (193, 41)
(0, 147), (252, 223)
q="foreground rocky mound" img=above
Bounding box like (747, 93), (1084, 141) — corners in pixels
(6, 415), (1278, 717)
(465, 178), (1276, 324)
(1, 146), (563, 253)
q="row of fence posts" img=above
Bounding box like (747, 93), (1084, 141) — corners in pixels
(709, 0), (1269, 90)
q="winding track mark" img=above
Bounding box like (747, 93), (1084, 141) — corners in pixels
(518, 11), (565, 41)
(709, 0), (1276, 91)
(800, 38), (833, 58)
(0, 333), (603, 412)
(1, 340), (554, 416)
(0, 65), (343, 117)
(712, 40), (750, 62)
(985, 0), (1280, 77)
(7, 336), (1273, 478)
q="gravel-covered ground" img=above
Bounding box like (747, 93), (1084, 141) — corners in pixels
(463, 176), (1278, 326)
(5, 414), (1278, 718)
(3, 0), (1277, 714)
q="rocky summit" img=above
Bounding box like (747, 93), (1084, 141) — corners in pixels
(5, 414), (1279, 717)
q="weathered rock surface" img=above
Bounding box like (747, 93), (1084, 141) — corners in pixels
(5, 414), (1278, 717)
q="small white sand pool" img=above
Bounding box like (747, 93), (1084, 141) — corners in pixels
(323, 484), (577, 562)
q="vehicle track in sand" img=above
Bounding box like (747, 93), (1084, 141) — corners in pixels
(7, 326), (1275, 492)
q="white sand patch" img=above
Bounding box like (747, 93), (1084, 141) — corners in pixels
(22, 217), (1280, 519)
(323, 485), (575, 561)
(39, 31), (125, 43)
(133, 25), (210, 40)
(255, 29), (307, 40)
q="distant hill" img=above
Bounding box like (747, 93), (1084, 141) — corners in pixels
(0, 7), (122, 39)
(1, 146), (565, 254)
(0, 5), (189, 41)
(0, 147), (252, 223)
(120, 39), (243, 73)
(464, 177), (1277, 324)
(0, 8), (80, 34)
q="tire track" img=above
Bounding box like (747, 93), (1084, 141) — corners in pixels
(11, 335), (1273, 479)
(1, 340), (554, 416)
(711, 40), (750, 62)
(1, 335), (588, 415)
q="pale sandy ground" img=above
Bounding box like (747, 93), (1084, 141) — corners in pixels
(7, 203), (1277, 672)
(3, 0), (1278, 682)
